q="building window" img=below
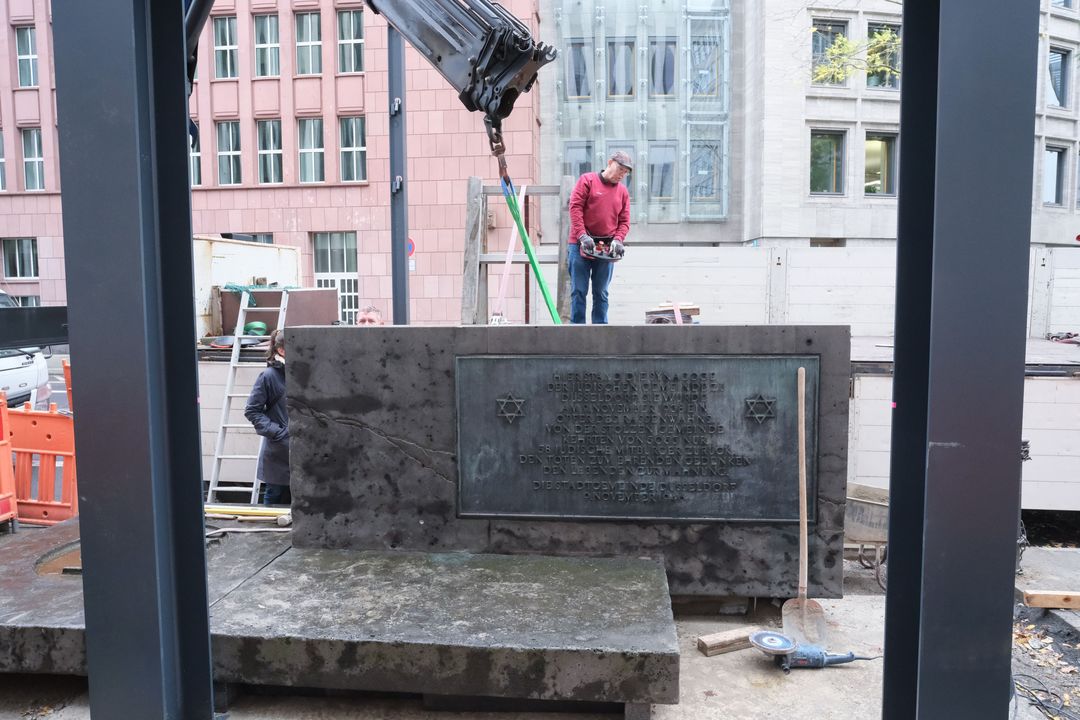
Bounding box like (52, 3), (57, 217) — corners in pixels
(189, 135), (201, 187)
(214, 16), (239, 79)
(2, 238), (38, 279)
(296, 13), (322, 75)
(254, 15), (280, 77)
(216, 121), (241, 185)
(12, 295), (40, 307)
(607, 40), (635, 98)
(563, 141), (594, 179)
(689, 140), (722, 202)
(337, 10), (364, 73)
(15, 27), (38, 88)
(866, 24), (900, 89)
(237, 233), (273, 244)
(810, 131), (845, 194)
(339, 117), (367, 182)
(313, 232), (359, 324)
(21, 128), (43, 191)
(864, 134), (897, 195)
(689, 23), (722, 98)
(0, 130), (6, 191)
(1052, 0), (1073, 9)
(1044, 146), (1066, 205)
(649, 39), (677, 97)
(647, 141), (677, 201)
(1049, 48), (1069, 108)
(811, 20), (847, 85)
(257, 119), (283, 184)
(566, 40), (592, 99)
(298, 118), (324, 183)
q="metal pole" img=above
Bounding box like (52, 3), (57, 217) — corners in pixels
(388, 27), (410, 325)
(884, 1), (1039, 717)
(881, 1), (938, 715)
(53, 1), (213, 717)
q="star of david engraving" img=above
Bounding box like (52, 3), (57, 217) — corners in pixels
(745, 394), (777, 424)
(496, 394), (526, 424)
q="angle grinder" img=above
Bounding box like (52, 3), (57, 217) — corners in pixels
(579, 236), (622, 262)
(748, 631), (880, 674)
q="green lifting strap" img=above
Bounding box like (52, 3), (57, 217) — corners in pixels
(499, 176), (562, 325)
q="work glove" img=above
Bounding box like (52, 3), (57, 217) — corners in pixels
(580, 235), (595, 255)
(611, 239), (625, 258)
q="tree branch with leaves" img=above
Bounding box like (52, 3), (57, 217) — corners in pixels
(812, 26), (901, 86)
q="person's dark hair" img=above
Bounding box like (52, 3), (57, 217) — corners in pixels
(266, 329), (285, 363)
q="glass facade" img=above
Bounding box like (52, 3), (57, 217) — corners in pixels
(548, 0), (730, 226)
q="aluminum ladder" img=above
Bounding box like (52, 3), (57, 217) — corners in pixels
(205, 288), (289, 504)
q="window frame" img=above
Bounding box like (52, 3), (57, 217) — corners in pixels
(647, 140), (678, 202)
(213, 16), (239, 80)
(648, 37), (678, 98)
(21, 128), (44, 192)
(2, 237), (38, 279)
(864, 132), (898, 197)
(811, 19), (849, 86)
(298, 117), (325, 183)
(296, 12), (323, 76)
(257, 119), (283, 185)
(189, 134), (201, 187)
(565, 39), (593, 100)
(1049, 46), (1070, 109)
(253, 14), (281, 78)
(810, 129), (846, 195)
(337, 10), (364, 74)
(339, 116), (367, 183)
(562, 140), (594, 180)
(688, 138), (723, 203)
(1044, 145), (1067, 206)
(606, 38), (636, 99)
(216, 121), (242, 186)
(0, 129), (6, 191)
(15, 26), (38, 88)
(866, 22), (901, 90)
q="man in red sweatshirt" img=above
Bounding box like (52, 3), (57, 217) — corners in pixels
(567, 150), (632, 324)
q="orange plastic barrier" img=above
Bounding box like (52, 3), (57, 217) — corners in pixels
(7, 401), (78, 525)
(61, 359), (73, 412)
(0, 397), (16, 529)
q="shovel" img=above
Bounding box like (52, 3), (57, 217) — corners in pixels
(781, 366), (828, 646)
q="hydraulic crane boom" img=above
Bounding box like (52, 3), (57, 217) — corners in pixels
(183, 0), (556, 156)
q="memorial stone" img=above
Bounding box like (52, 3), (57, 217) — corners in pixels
(288, 325), (850, 597)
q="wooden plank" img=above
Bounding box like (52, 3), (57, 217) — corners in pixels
(460, 177), (484, 325)
(1022, 590), (1080, 609)
(479, 252), (560, 264)
(481, 184), (562, 196)
(557, 175), (573, 323)
(696, 626), (759, 657)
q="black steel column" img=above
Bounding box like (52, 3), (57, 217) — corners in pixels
(53, 1), (213, 718)
(880, 0), (938, 715)
(884, 1), (1038, 718)
(388, 27), (410, 325)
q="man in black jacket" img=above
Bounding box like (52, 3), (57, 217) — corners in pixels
(245, 330), (290, 506)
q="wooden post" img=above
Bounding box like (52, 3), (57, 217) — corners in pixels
(557, 175), (574, 323)
(461, 176), (483, 324)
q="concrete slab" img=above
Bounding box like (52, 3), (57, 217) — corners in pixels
(0, 524), (678, 707)
(211, 548), (680, 705)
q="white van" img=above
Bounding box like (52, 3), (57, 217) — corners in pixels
(0, 291), (51, 407)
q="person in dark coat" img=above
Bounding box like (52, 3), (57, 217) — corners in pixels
(244, 329), (290, 506)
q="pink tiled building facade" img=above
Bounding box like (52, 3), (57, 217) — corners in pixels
(0, 0), (540, 324)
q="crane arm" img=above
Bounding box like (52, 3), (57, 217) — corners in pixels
(184, 0), (556, 155)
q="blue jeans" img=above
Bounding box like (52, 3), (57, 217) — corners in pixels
(263, 483), (291, 507)
(568, 246), (614, 324)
